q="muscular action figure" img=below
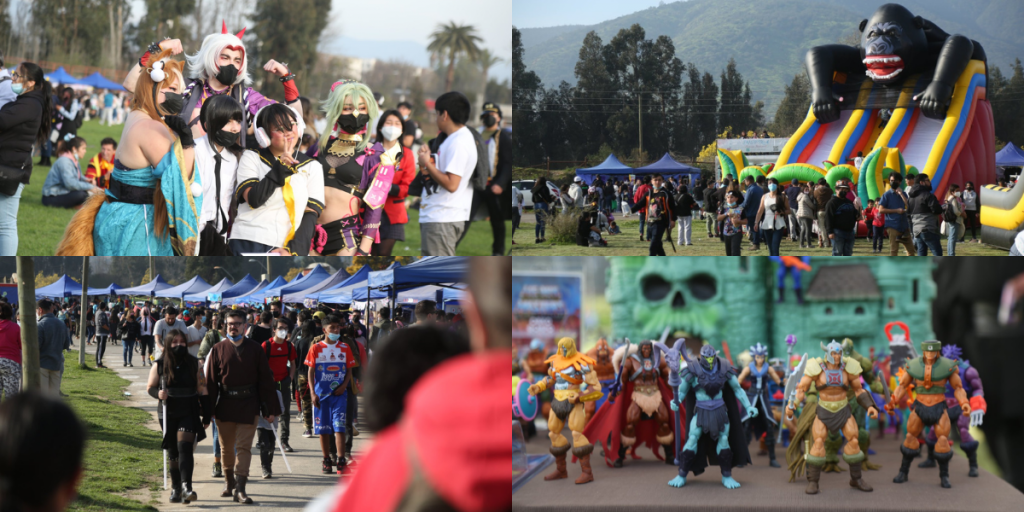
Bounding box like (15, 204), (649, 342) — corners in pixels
(584, 338), (617, 424)
(737, 343), (781, 467)
(918, 344), (986, 477)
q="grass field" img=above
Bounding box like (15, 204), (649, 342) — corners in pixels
(510, 214), (1006, 256)
(62, 350), (162, 511)
(17, 119), (510, 256)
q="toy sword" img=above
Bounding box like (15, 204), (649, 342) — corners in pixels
(778, 353), (807, 444)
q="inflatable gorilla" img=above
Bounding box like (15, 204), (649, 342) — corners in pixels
(806, 3), (986, 124)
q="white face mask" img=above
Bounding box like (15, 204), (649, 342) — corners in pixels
(276, 329), (289, 339)
(381, 125), (402, 142)
(954, 191), (961, 197)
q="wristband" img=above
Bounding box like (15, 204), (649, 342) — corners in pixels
(279, 73), (296, 83)
(140, 52), (151, 68)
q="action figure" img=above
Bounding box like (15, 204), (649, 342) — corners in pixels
(583, 340), (676, 468)
(889, 340), (972, 488)
(668, 344), (756, 489)
(829, 338), (886, 471)
(584, 338), (618, 424)
(526, 339), (553, 419)
(786, 341), (878, 494)
(737, 343), (782, 467)
(527, 337), (604, 484)
(771, 256), (811, 304)
(918, 344), (986, 477)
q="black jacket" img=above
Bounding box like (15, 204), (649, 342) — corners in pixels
(674, 191), (695, 217)
(632, 187), (676, 225)
(0, 89), (45, 185)
(488, 128), (512, 190)
(907, 184), (943, 234)
(824, 195), (859, 234)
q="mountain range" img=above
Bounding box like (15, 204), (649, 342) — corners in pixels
(517, 0), (1024, 115)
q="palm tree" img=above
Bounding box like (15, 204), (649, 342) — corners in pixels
(427, 21), (482, 92)
(476, 49), (503, 119)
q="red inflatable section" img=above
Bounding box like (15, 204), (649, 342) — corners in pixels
(934, 97), (997, 199)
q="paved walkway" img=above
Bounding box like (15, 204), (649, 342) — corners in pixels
(88, 335), (371, 510)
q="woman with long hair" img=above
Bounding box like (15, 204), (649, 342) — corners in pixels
(147, 329), (211, 504)
(56, 49), (202, 256)
(371, 109), (415, 256)
(314, 80), (396, 255)
(0, 62), (53, 255)
(754, 177), (792, 256)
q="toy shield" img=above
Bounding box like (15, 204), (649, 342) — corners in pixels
(512, 379), (539, 421)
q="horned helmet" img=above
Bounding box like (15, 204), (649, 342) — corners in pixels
(556, 337), (578, 358)
(699, 344), (717, 370)
(841, 338), (855, 357)
(820, 339), (843, 365)
(750, 342), (768, 364)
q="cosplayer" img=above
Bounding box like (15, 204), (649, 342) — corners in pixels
(228, 104), (324, 255)
(314, 80), (395, 255)
(668, 344), (757, 489)
(888, 340), (972, 488)
(583, 339), (675, 468)
(771, 256), (811, 303)
(56, 50), (201, 256)
(736, 343), (781, 467)
(785, 341), (877, 494)
(527, 337), (603, 485)
(146, 329), (212, 503)
(583, 338), (616, 424)
(86, 137), (117, 188)
(194, 95), (244, 255)
(918, 344), (986, 477)
(123, 23), (300, 144)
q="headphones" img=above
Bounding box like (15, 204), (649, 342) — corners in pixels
(254, 104), (306, 149)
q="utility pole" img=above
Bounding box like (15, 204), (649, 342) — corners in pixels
(149, 256), (154, 282)
(16, 257), (39, 391)
(267, 256), (272, 281)
(79, 257), (88, 367)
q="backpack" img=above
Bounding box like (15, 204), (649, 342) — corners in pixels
(264, 340), (294, 362)
(466, 129), (491, 191)
(942, 202), (958, 223)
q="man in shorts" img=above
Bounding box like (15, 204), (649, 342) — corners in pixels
(305, 314), (357, 475)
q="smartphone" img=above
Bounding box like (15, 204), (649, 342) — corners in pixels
(430, 153), (439, 166)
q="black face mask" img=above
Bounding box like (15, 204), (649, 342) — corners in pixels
(890, 181), (899, 189)
(212, 129), (240, 148)
(160, 92), (184, 115)
(482, 115), (497, 128)
(171, 346), (189, 360)
(337, 113), (370, 134)
(215, 64), (239, 86)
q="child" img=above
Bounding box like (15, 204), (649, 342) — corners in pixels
(609, 220), (622, 234)
(869, 199), (885, 253)
(862, 199), (876, 251)
(257, 389), (285, 478)
(305, 314), (358, 475)
(718, 189), (747, 256)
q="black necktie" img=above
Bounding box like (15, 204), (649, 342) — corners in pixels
(213, 153), (228, 234)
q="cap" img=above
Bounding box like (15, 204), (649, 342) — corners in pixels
(921, 340), (942, 352)
(836, 179), (850, 189)
(574, 176), (582, 182)
(313, 311), (326, 321)
(481, 102), (502, 118)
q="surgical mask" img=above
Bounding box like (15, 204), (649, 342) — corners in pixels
(381, 125), (402, 142)
(768, 184), (777, 192)
(402, 114), (409, 121)
(482, 115), (497, 128)
(337, 113), (369, 134)
(212, 129), (239, 148)
(200, 316), (206, 323)
(11, 83), (24, 95)
(172, 346), (189, 359)
(227, 332), (242, 342)
(727, 201), (737, 208)
(276, 329), (289, 339)
(327, 332), (340, 341)
(160, 92), (184, 115)
(954, 191), (961, 197)
(215, 64), (239, 86)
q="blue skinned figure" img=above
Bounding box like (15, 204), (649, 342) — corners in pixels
(770, 256), (811, 304)
(668, 345), (757, 489)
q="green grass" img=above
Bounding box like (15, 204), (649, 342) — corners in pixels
(18, 119), (510, 255)
(62, 351), (161, 511)
(511, 215), (1007, 256)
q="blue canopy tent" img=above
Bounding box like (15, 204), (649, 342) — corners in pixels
(184, 277), (234, 302)
(155, 276), (213, 300)
(316, 264), (400, 304)
(45, 67), (80, 85)
(575, 154), (633, 185)
(114, 274), (173, 297)
(220, 275), (264, 301)
(77, 72), (126, 91)
(86, 283), (124, 296)
(995, 142), (1024, 167)
(36, 275), (82, 298)
(301, 266), (370, 302)
(281, 268), (352, 303)
(369, 256), (468, 291)
(271, 265), (333, 302)
(633, 153), (702, 184)
(223, 276), (282, 305)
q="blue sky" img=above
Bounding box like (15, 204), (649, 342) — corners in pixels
(513, 0), (670, 29)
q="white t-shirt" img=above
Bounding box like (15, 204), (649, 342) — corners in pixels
(152, 318), (188, 359)
(853, 156), (864, 169)
(186, 325), (208, 358)
(195, 136), (239, 245)
(419, 126), (477, 223)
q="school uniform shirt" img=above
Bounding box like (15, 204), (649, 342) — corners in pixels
(230, 148), (325, 249)
(419, 126), (477, 224)
(261, 339), (296, 382)
(205, 337), (282, 424)
(187, 325), (208, 358)
(303, 339), (357, 400)
(195, 135), (239, 238)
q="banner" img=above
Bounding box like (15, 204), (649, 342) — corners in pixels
(512, 272), (582, 355)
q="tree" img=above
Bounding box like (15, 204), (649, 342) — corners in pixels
(17, 258), (39, 390)
(512, 27), (544, 166)
(718, 59), (760, 137)
(475, 49), (503, 118)
(771, 73), (811, 137)
(133, 0), (195, 58)
(345, 256), (413, 276)
(251, 0), (332, 98)
(573, 31), (613, 157)
(428, 21), (482, 92)
(990, 60), (1024, 147)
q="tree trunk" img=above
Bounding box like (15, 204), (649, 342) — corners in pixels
(108, 2), (116, 69)
(79, 257), (88, 367)
(446, 52), (456, 92)
(477, 66), (489, 123)
(16, 257), (39, 391)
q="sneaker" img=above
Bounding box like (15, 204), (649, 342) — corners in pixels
(129, 363), (133, 367)
(336, 462), (351, 476)
(331, 454), (339, 467)
(282, 441), (294, 452)
(212, 461), (223, 478)
(123, 363), (127, 367)
(322, 458), (333, 474)
(262, 465), (272, 479)
(302, 429), (313, 438)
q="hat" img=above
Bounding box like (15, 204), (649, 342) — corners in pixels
(921, 340), (942, 352)
(836, 179), (850, 189)
(574, 176), (582, 183)
(481, 102), (502, 118)
(313, 311), (326, 321)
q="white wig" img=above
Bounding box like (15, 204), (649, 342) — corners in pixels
(185, 32), (251, 86)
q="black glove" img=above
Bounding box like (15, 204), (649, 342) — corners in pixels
(286, 210), (319, 256)
(200, 394), (213, 425)
(163, 115), (195, 148)
(241, 159), (292, 208)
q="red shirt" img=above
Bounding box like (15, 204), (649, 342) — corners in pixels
(0, 319), (21, 365)
(262, 339), (296, 382)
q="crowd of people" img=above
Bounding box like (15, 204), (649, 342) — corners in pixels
(0, 29), (511, 257)
(0, 256), (509, 511)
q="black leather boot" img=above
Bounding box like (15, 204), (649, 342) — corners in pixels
(613, 444), (627, 468)
(962, 440), (980, 477)
(169, 461), (182, 503)
(935, 450), (953, 488)
(234, 475), (253, 504)
(777, 288), (785, 303)
(221, 469), (235, 497)
(767, 440), (781, 468)
(662, 444), (677, 465)
(893, 444), (919, 483)
(918, 441), (937, 468)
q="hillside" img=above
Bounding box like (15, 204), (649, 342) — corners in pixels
(519, 0), (1024, 117)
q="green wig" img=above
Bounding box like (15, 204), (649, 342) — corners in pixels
(318, 79), (380, 153)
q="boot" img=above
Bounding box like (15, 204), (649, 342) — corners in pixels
(221, 469), (236, 497)
(777, 288), (785, 303)
(573, 445), (594, 485)
(718, 448), (735, 485)
(849, 462), (873, 492)
(662, 444), (677, 466)
(767, 442), (781, 468)
(544, 445), (569, 481)
(613, 445), (627, 468)
(795, 288), (805, 305)
(262, 465), (272, 479)
(169, 464), (182, 503)
(805, 464), (822, 494)
(182, 482), (197, 504)
(281, 440), (294, 452)
(935, 450), (953, 488)
(962, 440), (980, 477)
(234, 475), (253, 504)
(212, 460), (223, 478)
(918, 442), (937, 468)
(893, 445), (918, 483)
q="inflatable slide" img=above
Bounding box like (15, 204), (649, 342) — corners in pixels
(979, 183), (1024, 249)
